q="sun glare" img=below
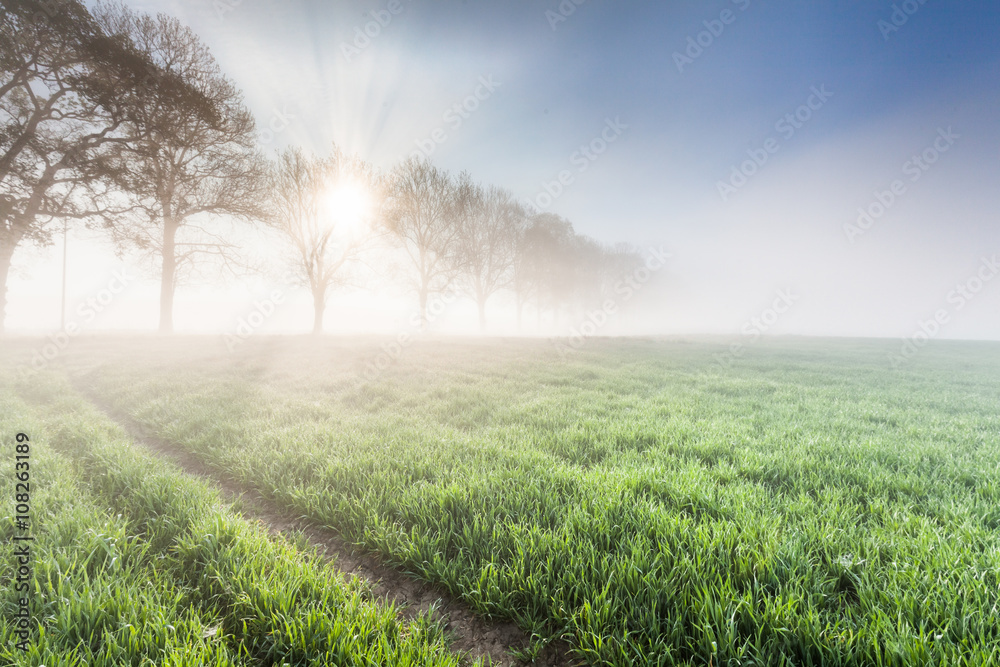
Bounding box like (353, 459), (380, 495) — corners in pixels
(322, 180), (372, 234)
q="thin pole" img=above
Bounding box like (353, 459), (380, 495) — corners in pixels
(60, 219), (67, 331)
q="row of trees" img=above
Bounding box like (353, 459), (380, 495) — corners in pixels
(270, 148), (649, 333)
(1, 0), (652, 334)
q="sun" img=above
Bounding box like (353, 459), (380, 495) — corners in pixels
(322, 180), (372, 235)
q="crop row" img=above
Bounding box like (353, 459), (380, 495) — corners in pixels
(71, 338), (1000, 666)
(0, 373), (467, 666)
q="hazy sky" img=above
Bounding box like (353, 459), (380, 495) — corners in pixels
(8, 0), (1000, 339)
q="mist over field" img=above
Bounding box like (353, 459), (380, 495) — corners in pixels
(2, 2), (1000, 666)
(3, 0), (998, 342)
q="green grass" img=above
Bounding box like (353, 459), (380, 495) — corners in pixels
(0, 371), (469, 666)
(3, 335), (1000, 666)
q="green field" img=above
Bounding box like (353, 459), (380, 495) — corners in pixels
(2, 336), (999, 666)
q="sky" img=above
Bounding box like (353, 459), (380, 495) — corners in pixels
(7, 0), (1000, 340)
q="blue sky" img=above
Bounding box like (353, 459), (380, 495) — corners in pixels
(9, 0), (1000, 338)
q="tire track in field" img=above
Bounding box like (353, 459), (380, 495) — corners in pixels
(78, 388), (572, 667)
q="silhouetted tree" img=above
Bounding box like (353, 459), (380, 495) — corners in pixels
(454, 177), (526, 331)
(384, 157), (464, 326)
(97, 4), (267, 333)
(512, 212), (577, 329)
(0, 0), (191, 333)
(269, 145), (380, 334)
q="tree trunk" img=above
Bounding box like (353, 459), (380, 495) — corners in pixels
(477, 297), (487, 333)
(312, 286), (326, 334)
(159, 219), (178, 333)
(1, 170), (56, 335)
(0, 240), (14, 335)
(515, 296), (523, 332)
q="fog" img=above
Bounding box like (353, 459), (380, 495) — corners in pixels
(4, 0), (999, 341)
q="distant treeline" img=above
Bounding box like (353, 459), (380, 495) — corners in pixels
(0, 0), (660, 334)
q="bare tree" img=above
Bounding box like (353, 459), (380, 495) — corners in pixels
(598, 242), (645, 297)
(0, 0), (189, 333)
(384, 157), (463, 326)
(97, 4), (267, 333)
(512, 212), (577, 330)
(269, 146), (380, 334)
(455, 177), (526, 331)
(567, 233), (605, 314)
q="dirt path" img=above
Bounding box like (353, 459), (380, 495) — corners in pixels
(78, 389), (573, 667)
